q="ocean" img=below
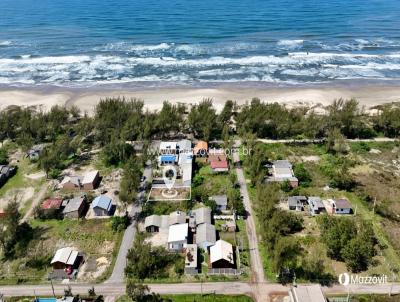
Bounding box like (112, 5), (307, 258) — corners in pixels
(1, 0), (400, 87)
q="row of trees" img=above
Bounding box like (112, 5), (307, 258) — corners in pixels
(236, 98), (400, 139)
(254, 185), (304, 281)
(1, 98), (399, 153)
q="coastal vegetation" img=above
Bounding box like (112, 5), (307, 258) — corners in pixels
(242, 139), (400, 284)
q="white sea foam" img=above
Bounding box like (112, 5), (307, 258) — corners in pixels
(0, 40), (12, 46)
(277, 39), (304, 48)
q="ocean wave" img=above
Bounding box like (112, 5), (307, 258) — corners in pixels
(0, 40), (12, 46)
(277, 39), (304, 48)
(1, 51), (400, 86)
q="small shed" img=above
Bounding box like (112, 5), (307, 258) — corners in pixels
(61, 176), (81, 190)
(210, 195), (228, 212)
(41, 198), (63, 211)
(145, 215), (162, 233)
(91, 195), (112, 216)
(82, 170), (100, 190)
(63, 196), (86, 219)
(221, 221), (236, 232)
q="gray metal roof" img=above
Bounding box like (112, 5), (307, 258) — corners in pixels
(63, 196), (85, 213)
(145, 215), (162, 228)
(169, 211), (187, 225)
(210, 195), (228, 207)
(193, 207), (212, 225)
(196, 223), (216, 246)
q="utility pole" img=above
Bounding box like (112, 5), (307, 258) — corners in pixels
(50, 278), (56, 298)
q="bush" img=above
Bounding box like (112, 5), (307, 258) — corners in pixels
(294, 163), (312, 187)
(0, 148), (8, 165)
(111, 215), (130, 232)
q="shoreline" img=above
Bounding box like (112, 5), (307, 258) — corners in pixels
(0, 83), (400, 114)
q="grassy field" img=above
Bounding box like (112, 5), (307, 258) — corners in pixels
(117, 294), (254, 302)
(0, 218), (123, 284)
(195, 164), (231, 196)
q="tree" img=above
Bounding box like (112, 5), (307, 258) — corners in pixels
(188, 99), (218, 140)
(126, 280), (150, 301)
(119, 157), (142, 204)
(294, 163), (312, 187)
(272, 236), (301, 273)
(342, 237), (374, 272)
(126, 280), (166, 302)
(0, 199), (34, 258)
(125, 231), (180, 280)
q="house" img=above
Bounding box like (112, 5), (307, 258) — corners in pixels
(160, 141), (177, 154)
(177, 139), (192, 154)
(61, 176), (82, 190)
(209, 239), (235, 269)
(82, 170), (100, 190)
(192, 207), (212, 226)
(209, 155), (229, 172)
(196, 223), (216, 250)
(50, 247), (79, 270)
(266, 160), (298, 187)
(41, 198), (63, 211)
(27, 144), (45, 161)
(184, 244), (198, 274)
(168, 223), (188, 251)
(289, 284), (326, 302)
(330, 198), (353, 215)
(308, 197), (326, 215)
(145, 215), (162, 233)
(193, 141), (208, 157)
(287, 196), (307, 211)
(210, 195), (228, 212)
(169, 211), (187, 225)
(144, 214), (169, 232)
(62, 196), (86, 218)
(91, 195), (112, 216)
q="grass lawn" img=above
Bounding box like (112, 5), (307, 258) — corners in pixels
(117, 294), (254, 302)
(195, 164), (231, 196)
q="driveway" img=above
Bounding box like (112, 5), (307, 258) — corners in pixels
(233, 149), (265, 284)
(105, 163), (152, 284)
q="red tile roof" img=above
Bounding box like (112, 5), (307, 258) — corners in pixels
(210, 159), (229, 169)
(41, 198), (63, 210)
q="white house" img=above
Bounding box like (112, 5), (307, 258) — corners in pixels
(168, 223), (188, 251)
(209, 239), (235, 268)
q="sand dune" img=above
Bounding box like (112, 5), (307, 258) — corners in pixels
(0, 85), (399, 114)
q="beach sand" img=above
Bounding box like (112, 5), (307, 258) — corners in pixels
(0, 84), (400, 114)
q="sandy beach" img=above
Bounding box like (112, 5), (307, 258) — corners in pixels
(0, 84), (400, 114)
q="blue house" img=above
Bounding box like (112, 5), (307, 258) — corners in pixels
(91, 195), (112, 216)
